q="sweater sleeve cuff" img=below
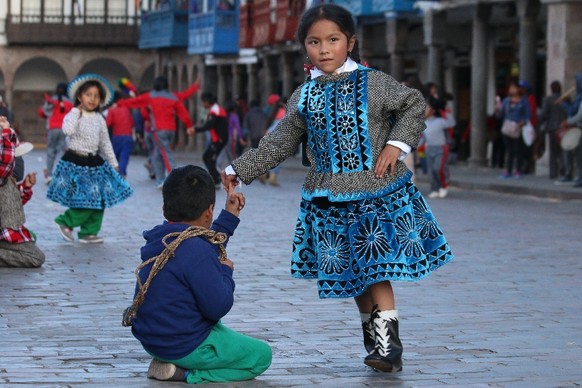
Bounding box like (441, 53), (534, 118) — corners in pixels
(387, 140), (411, 160)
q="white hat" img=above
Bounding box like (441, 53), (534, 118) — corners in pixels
(67, 73), (114, 108)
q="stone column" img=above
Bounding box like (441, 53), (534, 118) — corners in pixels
(263, 55), (274, 100)
(217, 65), (226, 104)
(232, 64), (242, 99)
(516, 0), (540, 90)
(538, 0), (582, 176)
(423, 9), (446, 85)
(246, 63), (258, 104)
(544, 0), (582, 94)
(386, 19), (408, 82)
(468, 3), (491, 167)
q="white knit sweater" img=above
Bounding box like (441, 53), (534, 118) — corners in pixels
(62, 107), (118, 168)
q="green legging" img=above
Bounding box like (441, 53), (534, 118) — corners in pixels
(55, 208), (104, 238)
(151, 321), (272, 384)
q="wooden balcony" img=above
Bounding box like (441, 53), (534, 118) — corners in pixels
(188, 8), (239, 55)
(139, 9), (189, 49)
(331, 0), (417, 16)
(239, 2), (253, 48)
(6, 14), (139, 46)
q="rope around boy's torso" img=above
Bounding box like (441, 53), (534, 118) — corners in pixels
(122, 226), (228, 327)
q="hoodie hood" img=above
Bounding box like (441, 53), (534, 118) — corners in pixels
(140, 221), (190, 262)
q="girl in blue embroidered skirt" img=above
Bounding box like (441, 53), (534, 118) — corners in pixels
(221, 4), (453, 372)
(47, 74), (133, 244)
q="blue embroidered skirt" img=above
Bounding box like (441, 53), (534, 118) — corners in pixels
(47, 151), (133, 209)
(291, 180), (453, 298)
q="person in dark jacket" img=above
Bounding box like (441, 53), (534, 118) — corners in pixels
(124, 165), (271, 384)
(190, 92), (228, 186)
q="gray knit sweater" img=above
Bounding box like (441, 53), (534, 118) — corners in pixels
(232, 66), (425, 201)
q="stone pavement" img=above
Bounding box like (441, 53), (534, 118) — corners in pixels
(1, 149), (581, 387)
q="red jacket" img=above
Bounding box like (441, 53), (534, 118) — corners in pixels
(106, 106), (134, 137)
(118, 90), (193, 131)
(38, 95), (73, 130)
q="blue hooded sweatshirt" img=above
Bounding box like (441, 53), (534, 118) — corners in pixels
(131, 210), (238, 360)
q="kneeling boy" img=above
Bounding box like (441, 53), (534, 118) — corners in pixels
(123, 165), (271, 384)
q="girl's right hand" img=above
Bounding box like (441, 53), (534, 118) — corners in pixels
(221, 170), (239, 191)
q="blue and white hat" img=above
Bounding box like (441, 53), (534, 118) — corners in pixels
(67, 73), (115, 108)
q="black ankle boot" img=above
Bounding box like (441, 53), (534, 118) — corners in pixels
(364, 309), (403, 372)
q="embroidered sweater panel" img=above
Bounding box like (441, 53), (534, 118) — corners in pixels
(232, 68), (425, 201)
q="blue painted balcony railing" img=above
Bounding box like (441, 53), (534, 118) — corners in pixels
(331, 0), (416, 16)
(188, 8), (239, 55)
(138, 8), (189, 49)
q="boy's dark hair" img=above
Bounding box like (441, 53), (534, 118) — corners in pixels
(201, 92), (217, 104)
(550, 81), (561, 95)
(153, 76), (169, 92)
(73, 80), (106, 111)
(297, 4), (360, 63)
(162, 165), (216, 222)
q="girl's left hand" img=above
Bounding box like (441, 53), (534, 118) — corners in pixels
(374, 144), (401, 178)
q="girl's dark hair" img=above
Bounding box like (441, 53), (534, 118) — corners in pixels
(153, 76), (169, 91)
(162, 165), (216, 222)
(296, 4), (360, 63)
(74, 80), (106, 111)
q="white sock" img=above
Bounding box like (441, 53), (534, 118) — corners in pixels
(377, 309), (398, 321)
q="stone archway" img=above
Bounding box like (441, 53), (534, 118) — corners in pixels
(12, 57), (69, 144)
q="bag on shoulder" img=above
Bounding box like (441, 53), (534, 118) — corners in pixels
(521, 121), (536, 146)
(501, 119), (520, 138)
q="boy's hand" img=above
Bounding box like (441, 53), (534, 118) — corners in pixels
(225, 186), (245, 217)
(221, 257), (234, 271)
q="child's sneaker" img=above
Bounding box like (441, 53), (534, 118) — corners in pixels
(438, 188), (448, 198)
(147, 359), (187, 381)
(78, 235), (104, 244)
(428, 191), (439, 198)
(56, 223), (74, 242)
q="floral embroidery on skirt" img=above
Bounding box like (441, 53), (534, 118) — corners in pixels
(291, 181), (453, 298)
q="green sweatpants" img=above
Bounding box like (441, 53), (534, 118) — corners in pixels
(55, 208), (104, 238)
(152, 321), (272, 384)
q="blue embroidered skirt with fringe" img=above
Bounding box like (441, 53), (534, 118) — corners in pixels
(291, 180), (453, 298)
(47, 151), (133, 209)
